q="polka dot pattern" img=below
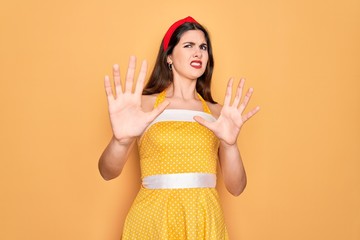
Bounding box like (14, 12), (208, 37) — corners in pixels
(139, 121), (219, 177)
(122, 91), (229, 240)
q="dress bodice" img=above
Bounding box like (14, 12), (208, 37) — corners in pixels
(138, 91), (220, 178)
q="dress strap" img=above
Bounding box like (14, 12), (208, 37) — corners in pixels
(196, 93), (212, 114)
(154, 90), (211, 114)
(153, 91), (167, 108)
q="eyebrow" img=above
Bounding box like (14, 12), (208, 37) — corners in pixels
(182, 42), (207, 46)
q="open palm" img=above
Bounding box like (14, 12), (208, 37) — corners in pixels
(194, 78), (260, 145)
(104, 56), (168, 144)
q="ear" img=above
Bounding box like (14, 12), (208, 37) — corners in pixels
(167, 55), (172, 64)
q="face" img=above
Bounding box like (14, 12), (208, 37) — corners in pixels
(167, 30), (209, 81)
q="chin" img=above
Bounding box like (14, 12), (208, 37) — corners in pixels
(191, 70), (206, 79)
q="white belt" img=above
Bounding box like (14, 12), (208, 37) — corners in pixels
(142, 173), (216, 189)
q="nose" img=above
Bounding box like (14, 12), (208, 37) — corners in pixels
(193, 46), (202, 58)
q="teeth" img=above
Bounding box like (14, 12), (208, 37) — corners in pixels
(191, 62), (201, 66)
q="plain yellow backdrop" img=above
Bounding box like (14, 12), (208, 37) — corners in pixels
(1, 0), (359, 239)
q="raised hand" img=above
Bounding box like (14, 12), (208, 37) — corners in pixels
(104, 56), (169, 144)
(194, 78), (260, 146)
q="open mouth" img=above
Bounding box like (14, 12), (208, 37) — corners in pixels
(190, 61), (202, 69)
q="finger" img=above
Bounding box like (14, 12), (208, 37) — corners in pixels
(232, 78), (245, 107)
(135, 60), (148, 97)
(238, 87), (254, 113)
(147, 100), (170, 121)
(125, 56), (136, 92)
(242, 106), (260, 123)
(193, 116), (214, 131)
(112, 64), (122, 96)
(104, 75), (114, 100)
(223, 78), (234, 106)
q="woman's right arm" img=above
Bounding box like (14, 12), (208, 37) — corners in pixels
(98, 56), (168, 180)
(98, 136), (135, 180)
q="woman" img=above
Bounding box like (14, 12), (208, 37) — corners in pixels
(99, 16), (259, 240)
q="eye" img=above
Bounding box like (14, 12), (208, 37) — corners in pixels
(200, 44), (208, 51)
(184, 44), (192, 48)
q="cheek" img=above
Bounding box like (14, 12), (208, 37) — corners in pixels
(203, 54), (209, 65)
(204, 51), (209, 59)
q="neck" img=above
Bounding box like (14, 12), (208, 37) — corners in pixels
(167, 77), (198, 100)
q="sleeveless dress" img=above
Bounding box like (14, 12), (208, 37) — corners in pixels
(122, 91), (229, 240)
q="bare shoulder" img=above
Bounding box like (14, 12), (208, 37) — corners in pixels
(207, 102), (223, 118)
(141, 94), (158, 112)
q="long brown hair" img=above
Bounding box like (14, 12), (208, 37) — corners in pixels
(143, 22), (216, 104)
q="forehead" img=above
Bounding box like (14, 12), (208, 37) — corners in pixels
(179, 30), (206, 43)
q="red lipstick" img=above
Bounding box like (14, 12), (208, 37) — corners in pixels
(190, 60), (202, 69)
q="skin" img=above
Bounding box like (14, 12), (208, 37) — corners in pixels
(98, 30), (260, 196)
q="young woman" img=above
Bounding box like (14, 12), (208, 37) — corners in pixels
(99, 16), (260, 239)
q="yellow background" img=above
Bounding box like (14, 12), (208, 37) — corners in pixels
(1, 0), (359, 239)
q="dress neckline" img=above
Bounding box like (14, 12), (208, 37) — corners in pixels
(154, 90), (212, 114)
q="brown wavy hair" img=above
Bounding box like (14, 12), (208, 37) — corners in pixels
(143, 22), (216, 103)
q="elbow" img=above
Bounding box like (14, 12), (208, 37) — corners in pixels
(230, 182), (246, 196)
(98, 162), (121, 181)
(99, 170), (121, 181)
(101, 173), (118, 181)
(227, 175), (247, 197)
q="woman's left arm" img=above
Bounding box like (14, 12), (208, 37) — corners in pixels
(194, 78), (260, 196)
(218, 140), (246, 196)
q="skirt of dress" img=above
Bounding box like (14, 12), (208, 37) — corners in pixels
(122, 187), (229, 240)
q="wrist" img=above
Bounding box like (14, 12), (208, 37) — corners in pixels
(219, 140), (238, 149)
(112, 136), (135, 146)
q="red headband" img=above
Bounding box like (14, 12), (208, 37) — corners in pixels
(163, 16), (198, 51)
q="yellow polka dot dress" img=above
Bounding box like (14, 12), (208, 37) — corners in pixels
(122, 91), (229, 240)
